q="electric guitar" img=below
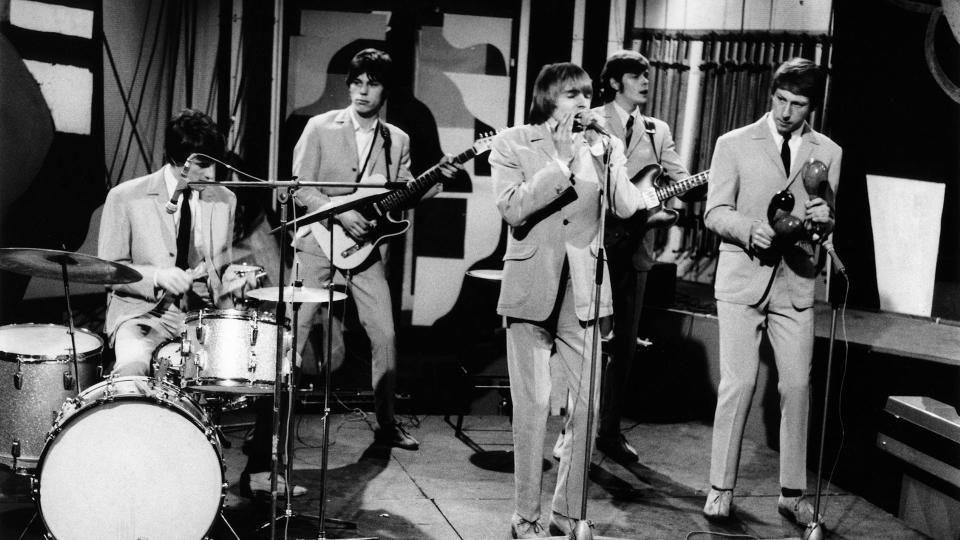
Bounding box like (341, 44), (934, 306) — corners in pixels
(605, 164), (710, 247)
(308, 134), (495, 270)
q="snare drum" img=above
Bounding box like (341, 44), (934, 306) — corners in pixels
(180, 309), (291, 394)
(35, 376), (224, 540)
(152, 338), (184, 386)
(0, 324), (101, 468)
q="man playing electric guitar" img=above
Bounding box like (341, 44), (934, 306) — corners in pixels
(591, 50), (694, 462)
(291, 48), (461, 450)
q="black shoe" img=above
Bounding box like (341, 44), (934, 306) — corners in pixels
(374, 423), (419, 450)
(596, 433), (639, 462)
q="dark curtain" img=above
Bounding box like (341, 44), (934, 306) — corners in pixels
(635, 34), (690, 145)
(829, 0), (960, 318)
(0, 0), (105, 323)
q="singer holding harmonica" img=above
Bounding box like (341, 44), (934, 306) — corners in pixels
(98, 108), (255, 377)
(701, 58), (841, 527)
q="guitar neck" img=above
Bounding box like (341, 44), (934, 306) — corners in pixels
(377, 147), (477, 213)
(655, 170), (710, 202)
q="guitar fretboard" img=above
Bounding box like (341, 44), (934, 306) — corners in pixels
(376, 147), (479, 213)
(655, 170), (710, 202)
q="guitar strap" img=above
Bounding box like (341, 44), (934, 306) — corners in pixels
(355, 121), (380, 184)
(380, 122), (392, 181)
(641, 115), (662, 165)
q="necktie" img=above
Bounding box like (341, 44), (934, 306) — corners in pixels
(175, 188), (192, 270)
(780, 133), (791, 176)
(624, 115), (635, 149)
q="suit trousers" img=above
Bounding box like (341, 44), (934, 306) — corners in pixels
(599, 245), (648, 438)
(112, 303), (185, 376)
(295, 240), (397, 431)
(507, 277), (602, 522)
(709, 265), (813, 490)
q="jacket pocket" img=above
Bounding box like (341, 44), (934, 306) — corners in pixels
(502, 243), (538, 261)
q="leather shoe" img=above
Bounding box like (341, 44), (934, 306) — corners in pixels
(548, 511), (577, 536)
(778, 494), (822, 526)
(374, 423), (419, 450)
(510, 513), (548, 538)
(703, 487), (732, 519)
(240, 471), (307, 498)
(596, 433), (639, 462)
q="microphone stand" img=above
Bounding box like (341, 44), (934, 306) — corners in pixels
(573, 137), (614, 540)
(186, 176), (392, 540)
(804, 263), (847, 540)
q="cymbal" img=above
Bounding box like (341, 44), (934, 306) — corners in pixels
(0, 247), (142, 284)
(246, 286), (347, 303)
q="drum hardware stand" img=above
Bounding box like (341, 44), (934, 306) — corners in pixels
(16, 510), (39, 540)
(313, 217), (377, 540)
(196, 173), (395, 540)
(257, 213), (379, 540)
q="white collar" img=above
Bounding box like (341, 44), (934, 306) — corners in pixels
(163, 164), (179, 198)
(349, 106), (379, 133)
(766, 112), (804, 144)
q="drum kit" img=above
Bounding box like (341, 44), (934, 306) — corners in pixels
(0, 247), (343, 540)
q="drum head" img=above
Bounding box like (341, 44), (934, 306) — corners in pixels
(0, 324), (101, 362)
(38, 401), (222, 540)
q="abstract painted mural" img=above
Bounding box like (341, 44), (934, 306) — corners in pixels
(0, 0), (104, 318)
(283, 7), (515, 331)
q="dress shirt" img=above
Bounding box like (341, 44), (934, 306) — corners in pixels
(348, 106), (380, 180)
(766, 114), (802, 174)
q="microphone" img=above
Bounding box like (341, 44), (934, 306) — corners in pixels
(573, 113), (611, 137)
(822, 238), (847, 276)
(165, 153), (196, 214)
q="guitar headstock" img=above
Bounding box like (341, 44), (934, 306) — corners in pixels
(472, 131), (498, 156)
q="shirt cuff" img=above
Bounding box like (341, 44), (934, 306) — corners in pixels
(588, 139), (605, 157)
(553, 157), (571, 178)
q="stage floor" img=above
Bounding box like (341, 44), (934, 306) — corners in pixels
(0, 412), (928, 540)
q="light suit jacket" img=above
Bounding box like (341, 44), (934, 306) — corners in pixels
(98, 169), (237, 337)
(594, 103), (690, 270)
(704, 113), (842, 308)
(490, 124), (646, 322)
(291, 108), (413, 254)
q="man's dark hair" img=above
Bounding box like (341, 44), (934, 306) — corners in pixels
(346, 48), (394, 90)
(771, 57), (826, 109)
(528, 62), (592, 125)
(599, 50), (650, 103)
(164, 108), (224, 165)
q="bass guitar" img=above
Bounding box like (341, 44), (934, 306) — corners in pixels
(605, 164), (710, 247)
(308, 134), (495, 270)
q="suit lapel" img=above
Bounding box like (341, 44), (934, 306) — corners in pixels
(366, 122), (387, 177)
(531, 124), (556, 164)
(334, 109), (360, 172)
(148, 171), (177, 255)
(750, 115), (787, 179)
(602, 103), (626, 144)
(791, 123), (818, 179)
(626, 113), (644, 157)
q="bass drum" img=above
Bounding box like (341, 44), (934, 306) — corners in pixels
(35, 376), (224, 540)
